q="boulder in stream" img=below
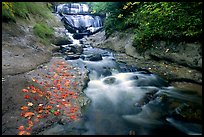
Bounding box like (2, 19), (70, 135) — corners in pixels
(171, 103), (202, 124)
(103, 76), (117, 85)
(65, 55), (80, 60)
(81, 54), (103, 61)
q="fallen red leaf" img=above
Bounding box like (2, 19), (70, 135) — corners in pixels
(30, 86), (35, 90)
(70, 114), (76, 120)
(43, 114), (48, 118)
(33, 96), (38, 101)
(54, 111), (60, 116)
(24, 94), (30, 99)
(69, 91), (74, 95)
(26, 127), (31, 131)
(22, 89), (29, 93)
(21, 112), (25, 117)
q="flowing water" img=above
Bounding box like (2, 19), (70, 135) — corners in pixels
(64, 46), (202, 135)
(55, 3), (202, 135)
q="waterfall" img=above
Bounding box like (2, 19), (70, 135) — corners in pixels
(58, 3), (103, 39)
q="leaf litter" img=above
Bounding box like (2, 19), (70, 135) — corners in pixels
(17, 59), (82, 135)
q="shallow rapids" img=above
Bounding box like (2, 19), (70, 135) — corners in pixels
(65, 46), (202, 135)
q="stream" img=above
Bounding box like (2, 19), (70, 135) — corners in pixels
(52, 3), (202, 135)
(64, 44), (202, 135)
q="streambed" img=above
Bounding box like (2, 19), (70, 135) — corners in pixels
(61, 43), (202, 135)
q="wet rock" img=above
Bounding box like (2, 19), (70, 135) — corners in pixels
(82, 44), (92, 48)
(171, 103), (202, 123)
(103, 76), (116, 85)
(101, 69), (112, 77)
(135, 74), (169, 87)
(38, 124), (65, 135)
(137, 68), (152, 74)
(130, 75), (139, 80)
(58, 116), (69, 125)
(65, 55), (80, 60)
(81, 54), (102, 61)
(53, 38), (73, 46)
(78, 95), (91, 107)
(70, 44), (83, 55)
(135, 88), (159, 107)
(60, 44), (83, 55)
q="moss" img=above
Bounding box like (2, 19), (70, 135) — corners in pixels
(33, 23), (54, 45)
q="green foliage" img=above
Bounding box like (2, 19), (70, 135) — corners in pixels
(2, 2), (52, 22)
(33, 23), (54, 45)
(2, 2), (15, 22)
(132, 2), (202, 50)
(90, 2), (202, 52)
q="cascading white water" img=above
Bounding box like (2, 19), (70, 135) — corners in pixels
(65, 46), (202, 135)
(56, 3), (202, 135)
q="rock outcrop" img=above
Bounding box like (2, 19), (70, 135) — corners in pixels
(83, 29), (202, 86)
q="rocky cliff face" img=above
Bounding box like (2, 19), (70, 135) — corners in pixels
(83, 30), (202, 86)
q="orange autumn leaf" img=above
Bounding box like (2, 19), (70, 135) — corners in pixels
(21, 106), (28, 111)
(46, 105), (52, 109)
(18, 125), (24, 131)
(24, 112), (35, 118)
(37, 114), (43, 118)
(31, 89), (36, 93)
(18, 131), (26, 135)
(28, 120), (33, 127)
(18, 130), (31, 135)
(45, 110), (49, 114)
(22, 89), (29, 93)
(56, 99), (61, 103)
(36, 106), (43, 114)
(72, 95), (78, 99)
(61, 101), (68, 106)
(50, 101), (55, 104)
(38, 110), (43, 114)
